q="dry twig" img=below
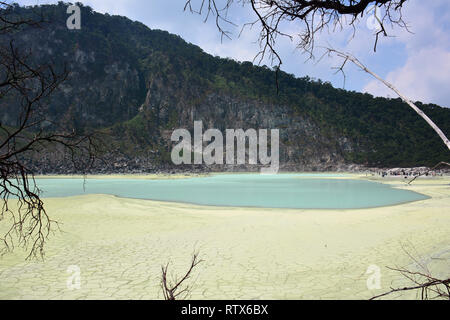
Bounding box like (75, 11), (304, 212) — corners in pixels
(161, 252), (203, 300)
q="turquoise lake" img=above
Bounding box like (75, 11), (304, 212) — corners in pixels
(35, 174), (429, 209)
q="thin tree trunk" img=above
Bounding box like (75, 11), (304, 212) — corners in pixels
(327, 49), (450, 152)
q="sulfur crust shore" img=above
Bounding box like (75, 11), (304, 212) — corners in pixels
(0, 174), (449, 300)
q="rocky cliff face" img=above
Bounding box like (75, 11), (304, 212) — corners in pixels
(1, 29), (146, 130)
(139, 74), (349, 171)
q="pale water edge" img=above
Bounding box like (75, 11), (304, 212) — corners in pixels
(34, 173), (429, 209)
(1, 176), (448, 300)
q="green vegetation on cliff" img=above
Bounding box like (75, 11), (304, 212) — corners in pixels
(1, 2), (449, 168)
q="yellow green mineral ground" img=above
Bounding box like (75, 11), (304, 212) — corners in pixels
(0, 174), (448, 300)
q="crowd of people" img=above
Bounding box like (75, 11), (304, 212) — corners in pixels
(373, 168), (447, 178)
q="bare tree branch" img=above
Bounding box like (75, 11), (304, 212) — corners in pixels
(0, 1), (101, 259)
(324, 48), (450, 153)
(407, 162), (450, 185)
(160, 252), (203, 300)
(185, 0), (409, 67)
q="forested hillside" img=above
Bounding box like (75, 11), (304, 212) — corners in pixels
(1, 3), (449, 172)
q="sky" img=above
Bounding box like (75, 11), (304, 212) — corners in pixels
(16, 0), (450, 108)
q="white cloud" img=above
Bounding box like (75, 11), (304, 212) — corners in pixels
(363, 0), (450, 107)
(363, 47), (450, 107)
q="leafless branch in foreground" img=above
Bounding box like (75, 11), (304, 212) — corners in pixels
(370, 269), (450, 300)
(185, 0), (410, 68)
(323, 48), (450, 153)
(161, 252), (204, 300)
(185, 1), (411, 94)
(371, 248), (450, 300)
(0, 1), (101, 260)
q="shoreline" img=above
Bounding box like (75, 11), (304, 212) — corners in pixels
(31, 172), (435, 210)
(0, 174), (449, 300)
